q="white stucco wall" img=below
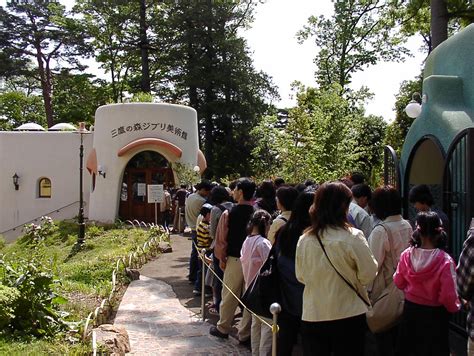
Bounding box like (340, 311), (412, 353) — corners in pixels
(88, 103), (199, 223)
(0, 103), (199, 240)
(0, 131), (93, 241)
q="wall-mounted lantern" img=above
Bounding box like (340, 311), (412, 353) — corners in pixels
(98, 165), (106, 178)
(12, 173), (19, 190)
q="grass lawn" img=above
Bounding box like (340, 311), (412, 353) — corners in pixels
(0, 220), (162, 354)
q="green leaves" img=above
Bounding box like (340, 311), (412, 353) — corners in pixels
(251, 84), (386, 184)
(0, 255), (68, 337)
(300, 0), (409, 90)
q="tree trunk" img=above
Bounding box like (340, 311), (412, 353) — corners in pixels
(34, 41), (54, 127)
(431, 0), (449, 51)
(139, 0), (151, 93)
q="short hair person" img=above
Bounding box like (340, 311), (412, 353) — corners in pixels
(210, 178), (256, 343)
(408, 184), (449, 246)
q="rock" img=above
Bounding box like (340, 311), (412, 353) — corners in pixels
(125, 267), (140, 280)
(93, 324), (130, 355)
(158, 241), (172, 253)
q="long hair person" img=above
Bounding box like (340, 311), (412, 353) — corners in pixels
(295, 181), (378, 356)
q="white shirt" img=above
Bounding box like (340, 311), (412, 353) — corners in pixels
(367, 215), (413, 299)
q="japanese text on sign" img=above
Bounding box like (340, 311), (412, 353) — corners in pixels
(111, 122), (188, 140)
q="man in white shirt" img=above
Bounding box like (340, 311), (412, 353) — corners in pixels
(185, 181), (212, 283)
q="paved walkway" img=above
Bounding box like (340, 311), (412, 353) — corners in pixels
(114, 234), (251, 355)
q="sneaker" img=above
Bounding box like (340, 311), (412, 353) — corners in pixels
(192, 289), (201, 296)
(209, 326), (228, 339)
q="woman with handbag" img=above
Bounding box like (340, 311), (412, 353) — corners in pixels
(295, 181), (378, 356)
(394, 211), (460, 356)
(367, 186), (413, 355)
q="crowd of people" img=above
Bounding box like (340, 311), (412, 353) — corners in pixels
(166, 174), (473, 356)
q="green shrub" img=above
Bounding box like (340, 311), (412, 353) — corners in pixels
(21, 216), (58, 245)
(0, 284), (20, 330)
(86, 224), (104, 239)
(0, 256), (68, 337)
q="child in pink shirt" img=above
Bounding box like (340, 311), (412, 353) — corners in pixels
(394, 211), (460, 356)
(240, 209), (272, 356)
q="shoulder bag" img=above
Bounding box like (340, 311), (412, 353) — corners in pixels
(241, 246), (280, 319)
(365, 224), (405, 333)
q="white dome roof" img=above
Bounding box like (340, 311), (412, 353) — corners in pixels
(49, 123), (77, 131)
(14, 122), (46, 131)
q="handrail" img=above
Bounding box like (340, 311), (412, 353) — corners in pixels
(0, 201), (80, 235)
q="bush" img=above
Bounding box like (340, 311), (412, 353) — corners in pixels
(0, 284), (20, 330)
(22, 216), (58, 245)
(0, 255), (68, 337)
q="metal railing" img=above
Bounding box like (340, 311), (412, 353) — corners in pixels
(0, 200), (80, 235)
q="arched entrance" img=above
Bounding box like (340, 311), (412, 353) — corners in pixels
(119, 151), (174, 223)
(403, 136), (445, 220)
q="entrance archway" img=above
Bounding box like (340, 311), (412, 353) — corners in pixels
(119, 151), (174, 223)
(403, 136), (445, 220)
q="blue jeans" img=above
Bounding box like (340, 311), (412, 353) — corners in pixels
(213, 254), (224, 311)
(189, 230), (198, 282)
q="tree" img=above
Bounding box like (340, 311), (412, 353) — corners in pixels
(298, 0), (409, 91)
(394, 0), (473, 52)
(348, 113), (387, 182)
(52, 70), (111, 125)
(0, 1), (90, 127)
(251, 84), (386, 184)
(161, 1), (278, 178)
(249, 115), (284, 179)
(0, 91), (46, 130)
(75, 0), (137, 102)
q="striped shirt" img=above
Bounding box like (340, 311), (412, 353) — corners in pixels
(196, 220), (211, 249)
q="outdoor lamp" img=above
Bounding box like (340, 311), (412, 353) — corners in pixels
(98, 165), (106, 178)
(405, 92), (422, 118)
(75, 121), (90, 245)
(12, 173), (19, 190)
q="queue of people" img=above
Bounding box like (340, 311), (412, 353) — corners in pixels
(174, 176), (469, 356)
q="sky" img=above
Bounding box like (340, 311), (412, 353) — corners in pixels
(243, 0), (426, 122)
(1, 0), (427, 122)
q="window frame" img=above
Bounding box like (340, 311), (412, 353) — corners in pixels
(38, 177), (52, 198)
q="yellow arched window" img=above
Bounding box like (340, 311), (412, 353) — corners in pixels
(38, 178), (52, 198)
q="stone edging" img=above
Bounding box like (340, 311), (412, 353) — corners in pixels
(82, 225), (170, 343)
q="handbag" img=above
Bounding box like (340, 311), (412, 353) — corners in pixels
(241, 246), (280, 319)
(366, 224), (405, 333)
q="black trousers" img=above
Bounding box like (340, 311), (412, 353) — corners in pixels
(301, 313), (366, 356)
(396, 300), (450, 356)
(277, 310), (301, 356)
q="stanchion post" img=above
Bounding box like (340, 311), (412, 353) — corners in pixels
(270, 302), (281, 356)
(201, 248), (206, 322)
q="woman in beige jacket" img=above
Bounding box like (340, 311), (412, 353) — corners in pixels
(296, 181), (378, 356)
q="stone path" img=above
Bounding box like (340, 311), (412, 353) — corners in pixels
(114, 234), (251, 355)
